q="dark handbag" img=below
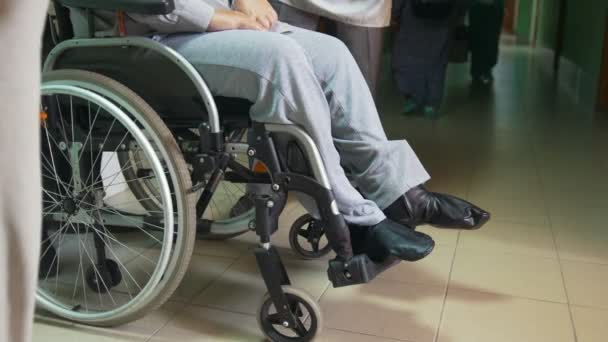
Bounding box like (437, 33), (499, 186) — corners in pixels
(411, 0), (455, 20)
(449, 24), (469, 63)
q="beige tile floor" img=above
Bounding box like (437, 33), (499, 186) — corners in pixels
(35, 45), (608, 341)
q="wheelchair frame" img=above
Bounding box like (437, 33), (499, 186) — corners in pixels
(39, 1), (399, 339)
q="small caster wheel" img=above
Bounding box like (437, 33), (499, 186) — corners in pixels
(257, 285), (323, 342)
(86, 259), (122, 293)
(289, 214), (332, 260)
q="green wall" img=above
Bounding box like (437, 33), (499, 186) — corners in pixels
(560, 0), (607, 77)
(516, 0), (536, 43)
(536, 0), (560, 50)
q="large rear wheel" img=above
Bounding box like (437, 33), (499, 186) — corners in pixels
(37, 70), (196, 326)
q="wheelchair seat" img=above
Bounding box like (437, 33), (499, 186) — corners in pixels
(52, 42), (253, 130)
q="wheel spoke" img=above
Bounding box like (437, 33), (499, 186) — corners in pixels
(297, 228), (310, 239)
(55, 95), (71, 147)
(81, 117), (117, 191)
(291, 317), (308, 337)
(90, 213), (143, 294)
(311, 241), (320, 253)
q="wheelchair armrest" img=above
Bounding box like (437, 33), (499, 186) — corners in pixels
(57, 0), (175, 15)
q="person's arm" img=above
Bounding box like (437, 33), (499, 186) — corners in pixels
(129, 0), (264, 33)
(232, 0), (278, 30)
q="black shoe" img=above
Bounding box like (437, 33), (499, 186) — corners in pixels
(350, 219), (435, 263)
(384, 185), (491, 230)
(472, 73), (494, 86)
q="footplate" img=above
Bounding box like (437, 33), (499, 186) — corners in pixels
(327, 254), (400, 288)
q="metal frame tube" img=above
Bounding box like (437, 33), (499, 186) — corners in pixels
(43, 37), (221, 134)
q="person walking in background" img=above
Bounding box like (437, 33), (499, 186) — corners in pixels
(469, 0), (505, 85)
(1, 0), (48, 341)
(392, 0), (467, 118)
(267, 0), (390, 99)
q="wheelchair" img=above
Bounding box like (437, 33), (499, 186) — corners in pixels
(38, 1), (399, 340)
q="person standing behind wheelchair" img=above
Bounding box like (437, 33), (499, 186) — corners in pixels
(392, 0), (468, 117)
(1, 1), (48, 341)
(469, 0), (504, 85)
(257, 0), (390, 99)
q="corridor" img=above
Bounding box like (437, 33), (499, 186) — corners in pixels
(33, 44), (608, 342)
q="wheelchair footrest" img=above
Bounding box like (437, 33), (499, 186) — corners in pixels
(327, 254), (400, 288)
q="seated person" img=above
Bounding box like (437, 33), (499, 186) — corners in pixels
(70, 0), (490, 262)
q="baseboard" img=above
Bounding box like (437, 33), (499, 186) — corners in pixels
(555, 55), (598, 110)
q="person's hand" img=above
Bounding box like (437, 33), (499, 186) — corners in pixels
(208, 9), (266, 32)
(233, 0), (278, 30)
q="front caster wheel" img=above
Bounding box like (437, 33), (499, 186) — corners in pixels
(289, 214), (332, 260)
(257, 285), (323, 342)
(85, 259), (122, 293)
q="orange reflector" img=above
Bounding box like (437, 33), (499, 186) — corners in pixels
(252, 160), (269, 174)
(117, 11), (127, 36)
(40, 111), (48, 121)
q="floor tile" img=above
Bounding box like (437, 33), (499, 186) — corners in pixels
(170, 254), (235, 302)
(467, 190), (549, 226)
(149, 305), (264, 342)
(36, 301), (186, 341)
(319, 329), (404, 342)
(320, 280), (445, 342)
(193, 231), (256, 259)
(33, 320), (148, 341)
(570, 305), (608, 342)
(106, 249), (234, 303)
(458, 220), (557, 258)
(554, 220), (608, 265)
(437, 289), (575, 342)
(379, 246), (454, 288)
(450, 248), (567, 302)
(193, 254), (329, 314)
(561, 260), (608, 309)
(418, 226), (460, 246)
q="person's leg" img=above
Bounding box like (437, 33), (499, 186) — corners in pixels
(392, 4), (429, 110)
(468, 4), (486, 79)
(425, 46), (450, 116)
(161, 30), (386, 227)
(285, 27), (490, 231)
(0, 1), (47, 341)
(162, 29), (435, 261)
(470, 3), (503, 82)
(488, 4), (505, 73)
(328, 21), (385, 99)
(269, 0), (384, 99)
(283, 27), (431, 210)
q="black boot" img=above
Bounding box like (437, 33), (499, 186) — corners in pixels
(384, 185), (491, 230)
(350, 219), (435, 263)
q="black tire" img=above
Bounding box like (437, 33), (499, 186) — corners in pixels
(257, 286), (323, 342)
(39, 70), (196, 326)
(289, 215), (332, 260)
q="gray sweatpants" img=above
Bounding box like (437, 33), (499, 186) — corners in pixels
(0, 0), (47, 341)
(161, 26), (430, 226)
(269, 0), (385, 99)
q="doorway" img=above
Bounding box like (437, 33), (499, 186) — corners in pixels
(503, 0), (518, 34)
(597, 10), (608, 111)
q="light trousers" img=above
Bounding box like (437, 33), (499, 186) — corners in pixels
(161, 26), (429, 226)
(0, 1), (48, 341)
